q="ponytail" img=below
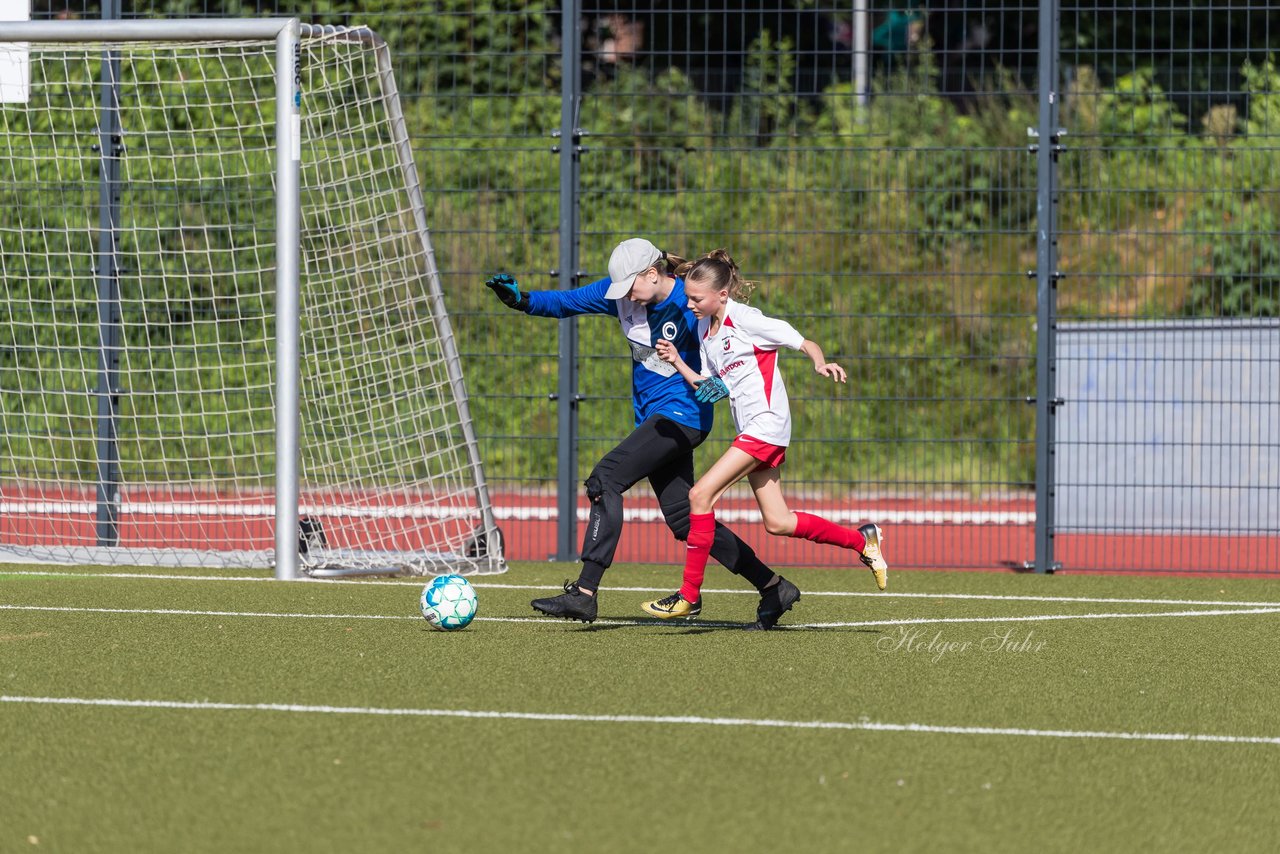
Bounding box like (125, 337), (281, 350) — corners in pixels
(659, 250), (687, 277)
(678, 248), (757, 302)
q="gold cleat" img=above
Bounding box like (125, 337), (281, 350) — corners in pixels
(641, 592), (702, 620)
(857, 523), (888, 590)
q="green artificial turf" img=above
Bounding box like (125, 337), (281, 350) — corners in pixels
(2, 563), (1279, 853)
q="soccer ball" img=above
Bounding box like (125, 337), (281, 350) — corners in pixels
(419, 574), (478, 631)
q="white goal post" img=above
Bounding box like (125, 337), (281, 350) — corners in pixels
(0, 19), (505, 578)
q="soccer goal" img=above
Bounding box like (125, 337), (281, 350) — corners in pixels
(0, 19), (505, 578)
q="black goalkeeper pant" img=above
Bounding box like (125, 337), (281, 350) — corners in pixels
(576, 414), (774, 594)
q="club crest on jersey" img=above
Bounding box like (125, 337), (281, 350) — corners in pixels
(661, 321), (678, 340)
(723, 337), (732, 351)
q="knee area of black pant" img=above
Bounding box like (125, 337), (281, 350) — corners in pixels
(662, 507), (691, 540)
(666, 518), (691, 542)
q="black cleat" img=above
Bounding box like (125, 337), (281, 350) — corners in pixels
(751, 576), (801, 630)
(531, 580), (598, 623)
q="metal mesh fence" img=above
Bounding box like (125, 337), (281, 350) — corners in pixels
(1053, 3), (1278, 572)
(14, 1), (1278, 574)
(573, 3), (1040, 571)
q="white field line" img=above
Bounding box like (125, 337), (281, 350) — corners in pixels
(1, 694), (1276, 746)
(784, 606), (1280, 629)
(0, 604), (417, 621)
(4, 602), (1280, 630)
(0, 604), (706, 628)
(5, 569), (1280, 611)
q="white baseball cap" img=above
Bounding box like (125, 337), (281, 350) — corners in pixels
(605, 238), (663, 299)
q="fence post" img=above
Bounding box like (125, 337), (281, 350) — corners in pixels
(94, 0), (123, 547)
(1032, 0), (1062, 573)
(853, 0), (869, 107)
(554, 0), (583, 560)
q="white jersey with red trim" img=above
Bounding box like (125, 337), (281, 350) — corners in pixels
(698, 299), (806, 446)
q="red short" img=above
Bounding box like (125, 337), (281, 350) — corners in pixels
(732, 434), (787, 470)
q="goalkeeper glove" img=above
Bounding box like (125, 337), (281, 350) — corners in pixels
(484, 274), (530, 312)
(695, 376), (730, 403)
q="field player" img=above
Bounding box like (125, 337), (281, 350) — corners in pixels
(643, 249), (888, 619)
(483, 238), (802, 629)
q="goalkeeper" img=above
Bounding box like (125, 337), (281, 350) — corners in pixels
(484, 237), (801, 629)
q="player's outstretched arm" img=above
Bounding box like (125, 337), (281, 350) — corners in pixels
(483, 274), (530, 312)
(655, 339), (705, 388)
(518, 276), (617, 319)
(801, 339), (847, 384)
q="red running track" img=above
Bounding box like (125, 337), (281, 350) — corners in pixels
(2, 488), (1276, 574)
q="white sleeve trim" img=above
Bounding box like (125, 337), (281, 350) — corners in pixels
(733, 304), (805, 350)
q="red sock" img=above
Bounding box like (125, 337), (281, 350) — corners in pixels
(679, 513), (716, 602)
(792, 511), (866, 552)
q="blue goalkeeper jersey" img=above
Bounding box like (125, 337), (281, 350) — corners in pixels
(524, 277), (713, 433)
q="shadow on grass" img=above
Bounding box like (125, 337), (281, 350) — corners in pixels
(574, 620), (883, 635)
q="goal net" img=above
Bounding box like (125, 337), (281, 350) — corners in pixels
(0, 21), (505, 577)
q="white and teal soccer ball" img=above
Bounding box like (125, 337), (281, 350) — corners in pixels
(419, 574), (478, 631)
